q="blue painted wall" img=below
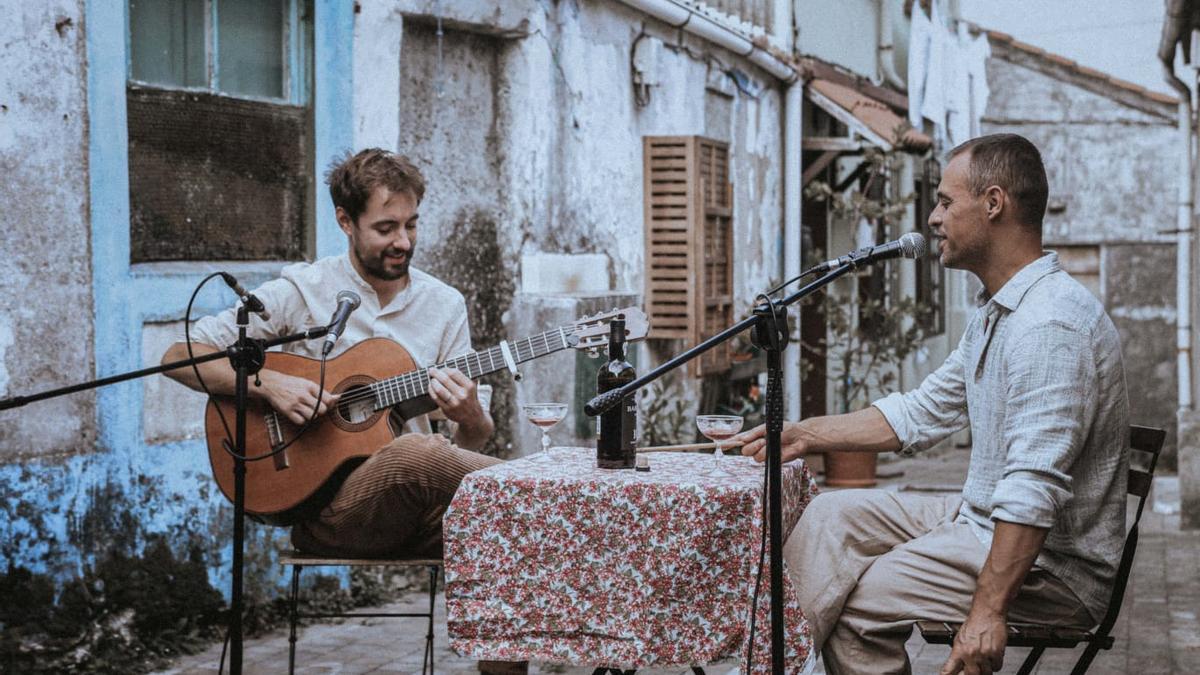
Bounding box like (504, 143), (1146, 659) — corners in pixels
(0, 0), (353, 596)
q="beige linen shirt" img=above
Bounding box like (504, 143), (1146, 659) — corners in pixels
(873, 253), (1130, 621)
(189, 254), (472, 435)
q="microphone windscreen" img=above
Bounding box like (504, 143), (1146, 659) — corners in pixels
(899, 232), (927, 259)
(336, 290), (362, 309)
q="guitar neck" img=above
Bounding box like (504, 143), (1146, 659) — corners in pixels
(370, 326), (575, 410)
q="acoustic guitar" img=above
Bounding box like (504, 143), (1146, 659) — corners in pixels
(205, 307), (648, 524)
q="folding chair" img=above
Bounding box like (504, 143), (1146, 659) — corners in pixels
(918, 424), (1166, 674)
(280, 551), (442, 675)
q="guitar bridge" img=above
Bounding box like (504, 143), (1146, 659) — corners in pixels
(265, 411), (289, 470)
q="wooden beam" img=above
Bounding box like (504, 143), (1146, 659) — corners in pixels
(806, 87), (894, 151)
(802, 137), (865, 152)
(802, 150), (840, 187)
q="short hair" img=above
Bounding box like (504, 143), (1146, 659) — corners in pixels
(325, 148), (426, 223)
(947, 133), (1048, 229)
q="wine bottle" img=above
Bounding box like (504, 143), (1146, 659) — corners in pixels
(597, 318), (637, 469)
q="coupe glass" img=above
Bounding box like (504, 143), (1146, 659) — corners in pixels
(696, 414), (744, 474)
(522, 403), (569, 457)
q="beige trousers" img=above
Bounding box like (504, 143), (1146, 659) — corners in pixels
(785, 489), (1094, 675)
(291, 433), (501, 558)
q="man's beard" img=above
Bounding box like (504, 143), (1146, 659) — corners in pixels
(356, 245), (414, 281)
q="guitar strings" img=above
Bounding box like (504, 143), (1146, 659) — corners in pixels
(330, 326), (583, 410)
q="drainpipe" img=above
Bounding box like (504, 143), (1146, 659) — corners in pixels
(613, 0), (798, 83)
(876, 0), (905, 89)
(1181, 97), (1195, 411)
(784, 82), (804, 421)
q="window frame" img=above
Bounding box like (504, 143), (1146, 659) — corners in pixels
(87, 0), (350, 455)
(125, 0), (310, 106)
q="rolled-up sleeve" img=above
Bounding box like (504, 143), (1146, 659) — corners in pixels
(990, 321), (1097, 528)
(872, 344), (969, 456)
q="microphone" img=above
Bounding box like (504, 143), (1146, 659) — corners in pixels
(322, 291), (362, 356)
(220, 272), (270, 321)
(811, 232), (927, 274)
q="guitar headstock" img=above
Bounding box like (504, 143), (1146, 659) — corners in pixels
(571, 306), (650, 353)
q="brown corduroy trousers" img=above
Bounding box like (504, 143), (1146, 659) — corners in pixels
(291, 433), (501, 558)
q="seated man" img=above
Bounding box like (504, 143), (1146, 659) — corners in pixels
(162, 148), (499, 559)
(738, 133), (1129, 675)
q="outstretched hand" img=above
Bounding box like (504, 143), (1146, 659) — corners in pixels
(731, 421), (809, 463)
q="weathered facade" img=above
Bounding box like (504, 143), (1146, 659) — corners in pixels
(4, 10), (1015, 660)
(0, 0), (813, 599)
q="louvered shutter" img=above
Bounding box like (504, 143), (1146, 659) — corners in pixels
(643, 135), (734, 377)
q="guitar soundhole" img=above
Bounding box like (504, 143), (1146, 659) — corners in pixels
(337, 384), (377, 424)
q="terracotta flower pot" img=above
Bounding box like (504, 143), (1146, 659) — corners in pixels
(824, 450), (877, 487)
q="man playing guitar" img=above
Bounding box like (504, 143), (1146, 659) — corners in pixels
(161, 148), (499, 560)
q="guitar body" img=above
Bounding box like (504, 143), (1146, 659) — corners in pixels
(206, 338), (419, 523)
(202, 306), (648, 524)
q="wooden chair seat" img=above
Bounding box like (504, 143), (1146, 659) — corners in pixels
(918, 620), (1107, 649)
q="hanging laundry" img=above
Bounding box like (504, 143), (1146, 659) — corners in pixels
(919, 0), (947, 132)
(907, 3), (933, 129)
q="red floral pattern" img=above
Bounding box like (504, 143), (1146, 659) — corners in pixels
(444, 447), (819, 672)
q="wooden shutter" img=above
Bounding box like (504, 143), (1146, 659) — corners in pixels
(643, 135), (734, 377)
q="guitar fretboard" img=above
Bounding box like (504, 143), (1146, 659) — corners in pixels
(368, 326), (575, 410)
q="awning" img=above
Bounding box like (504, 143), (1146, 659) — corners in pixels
(805, 78), (933, 153)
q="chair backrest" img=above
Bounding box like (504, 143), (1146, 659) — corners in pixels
(1093, 424), (1166, 636)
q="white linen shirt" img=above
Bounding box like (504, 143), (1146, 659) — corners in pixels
(873, 253), (1130, 621)
(188, 254), (473, 435)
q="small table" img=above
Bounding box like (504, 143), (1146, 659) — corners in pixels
(444, 447), (819, 671)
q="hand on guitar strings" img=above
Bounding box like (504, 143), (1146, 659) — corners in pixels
(428, 367), (486, 427)
(259, 370), (340, 425)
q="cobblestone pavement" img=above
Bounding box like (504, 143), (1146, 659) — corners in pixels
(155, 447), (1200, 674)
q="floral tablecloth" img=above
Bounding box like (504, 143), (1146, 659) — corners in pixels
(444, 447), (819, 672)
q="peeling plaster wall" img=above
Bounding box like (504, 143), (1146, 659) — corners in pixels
(0, 0), (94, 457)
(0, 0), (344, 595)
(983, 56), (1180, 463)
(984, 60), (1177, 244)
(2, 0), (790, 589)
(389, 0), (788, 451)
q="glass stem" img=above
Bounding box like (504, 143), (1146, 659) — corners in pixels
(541, 431), (550, 455)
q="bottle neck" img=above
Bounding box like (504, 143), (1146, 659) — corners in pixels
(608, 321), (626, 361)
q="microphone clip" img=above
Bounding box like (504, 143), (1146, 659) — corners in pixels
(221, 272), (271, 322)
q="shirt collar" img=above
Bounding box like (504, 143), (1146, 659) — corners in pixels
(974, 252), (1060, 311)
(340, 252), (376, 295)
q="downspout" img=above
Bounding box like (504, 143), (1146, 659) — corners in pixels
(1161, 0), (1194, 411)
(1181, 97), (1194, 411)
(612, 0), (804, 419)
(613, 0), (798, 82)
(784, 83), (804, 421)
(877, 0), (905, 89)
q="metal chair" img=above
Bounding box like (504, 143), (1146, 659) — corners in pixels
(280, 550), (442, 675)
(918, 424), (1167, 675)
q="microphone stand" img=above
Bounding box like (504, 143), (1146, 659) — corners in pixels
(0, 311), (329, 675)
(586, 260), (860, 674)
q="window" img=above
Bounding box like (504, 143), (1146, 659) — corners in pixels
(643, 135), (734, 377)
(125, 0), (313, 262)
(128, 0), (306, 102)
